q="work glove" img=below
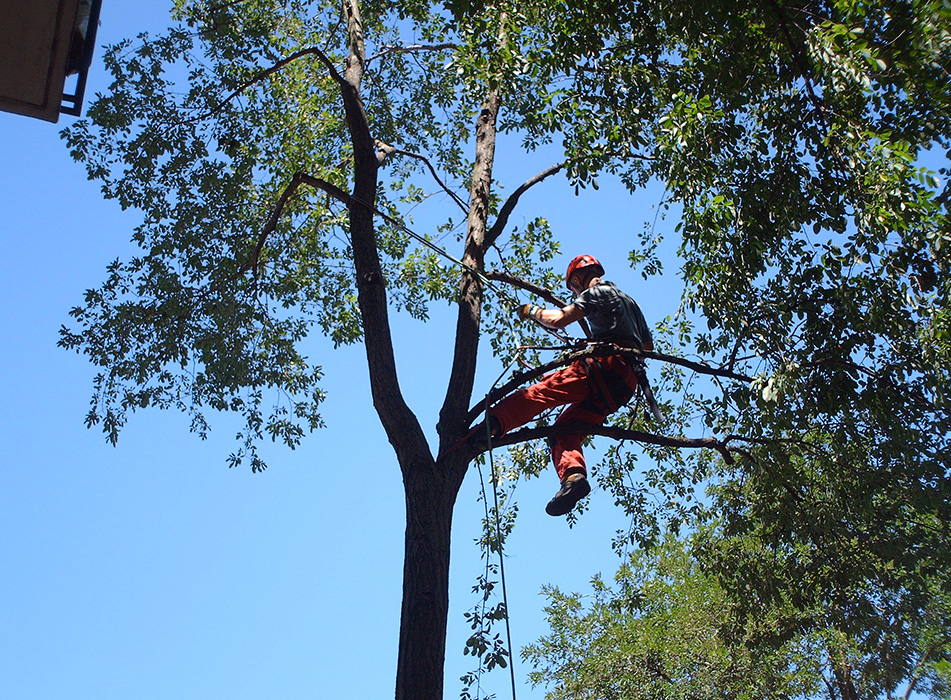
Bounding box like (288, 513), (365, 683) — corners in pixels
(517, 303), (541, 321)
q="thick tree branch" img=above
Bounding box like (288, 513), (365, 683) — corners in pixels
(482, 269), (592, 336)
(465, 342), (753, 425)
(484, 270), (570, 309)
(482, 422), (737, 465)
(367, 43), (457, 64)
(338, 0), (431, 476)
(437, 93), (502, 453)
(485, 163), (565, 248)
(375, 140), (469, 212)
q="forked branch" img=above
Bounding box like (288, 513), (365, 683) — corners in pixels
(486, 163), (565, 248)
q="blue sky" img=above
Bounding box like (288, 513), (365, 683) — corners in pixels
(0, 5), (684, 700)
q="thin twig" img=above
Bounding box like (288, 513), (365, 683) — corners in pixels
(375, 140), (468, 212)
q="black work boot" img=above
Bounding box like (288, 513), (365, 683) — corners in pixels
(545, 472), (591, 516)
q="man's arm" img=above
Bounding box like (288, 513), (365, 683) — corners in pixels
(531, 303), (585, 330)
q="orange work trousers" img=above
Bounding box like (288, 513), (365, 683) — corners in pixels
(488, 355), (636, 480)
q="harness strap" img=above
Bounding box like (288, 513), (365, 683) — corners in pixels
(583, 356), (640, 414)
(583, 357), (618, 413)
(583, 353), (662, 422)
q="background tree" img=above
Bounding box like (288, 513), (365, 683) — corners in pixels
(524, 534), (823, 700)
(58, 0), (950, 698)
(525, 534), (951, 700)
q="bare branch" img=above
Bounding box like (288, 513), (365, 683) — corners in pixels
(648, 348), (754, 384)
(237, 172), (351, 279)
(486, 163), (565, 247)
(179, 46), (345, 125)
(366, 43), (457, 64)
(483, 422), (737, 465)
(375, 140), (468, 212)
(482, 269), (592, 337)
(484, 270), (570, 309)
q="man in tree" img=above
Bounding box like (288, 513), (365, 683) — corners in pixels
(473, 254), (654, 516)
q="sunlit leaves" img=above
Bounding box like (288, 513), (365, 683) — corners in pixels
(524, 536), (823, 700)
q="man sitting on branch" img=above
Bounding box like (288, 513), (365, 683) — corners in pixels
(472, 254), (654, 517)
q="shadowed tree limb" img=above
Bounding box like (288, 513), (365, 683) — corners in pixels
(486, 163), (565, 247)
(367, 42), (457, 64)
(484, 268), (592, 337)
(239, 172), (351, 279)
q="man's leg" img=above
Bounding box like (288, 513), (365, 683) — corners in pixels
(489, 361), (590, 435)
(545, 401), (609, 516)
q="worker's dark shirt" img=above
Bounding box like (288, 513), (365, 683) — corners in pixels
(573, 281), (652, 349)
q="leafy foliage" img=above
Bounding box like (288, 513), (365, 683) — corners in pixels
(525, 535), (824, 700)
(57, 0), (951, 697)
(526, 534), (951, 700)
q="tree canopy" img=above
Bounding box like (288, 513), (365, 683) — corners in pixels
(525, 535), (951, 700)
(58, 0), (950, 698)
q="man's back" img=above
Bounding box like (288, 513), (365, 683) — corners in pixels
(573, 281), (652, 349)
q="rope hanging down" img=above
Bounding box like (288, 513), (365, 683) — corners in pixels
(476, 351), (526, 700)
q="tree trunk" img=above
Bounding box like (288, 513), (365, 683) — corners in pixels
(395, 458), (467, 700)
(439, 91), (500, 443)
(339, 3), (502, 698)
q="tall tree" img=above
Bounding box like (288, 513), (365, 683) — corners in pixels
(58, 0), (950, 698)
(60, 2), (594, 698)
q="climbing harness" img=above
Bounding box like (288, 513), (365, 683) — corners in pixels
(581, 351), (662, 422)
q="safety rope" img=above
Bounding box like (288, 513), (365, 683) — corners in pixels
(475, 351), (525, 700)
(347, 191), (519, 309)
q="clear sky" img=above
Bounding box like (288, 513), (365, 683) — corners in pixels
(0, 5), (684, 700)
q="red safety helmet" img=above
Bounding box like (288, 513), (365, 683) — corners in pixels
(565, 254), (604, 289)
